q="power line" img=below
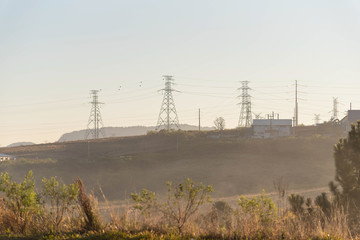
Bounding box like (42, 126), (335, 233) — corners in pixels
(85, 90), (106, 139)
(181, 91), (235, 99)
(155, 75), (180, 131)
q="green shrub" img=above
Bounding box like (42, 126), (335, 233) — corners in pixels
(212, 200), (233, 230)
(42, 177), (79, 232)
(131, 189), (157, 218)
(315, 193), (332, 218)
(238, 190), (277, 225)
(288, 194), (305, 216)
(131, 178), (213, 234)
(0, 171), (41, 234)
(163, 178), (214, 233)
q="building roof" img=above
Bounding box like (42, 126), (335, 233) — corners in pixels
(347, 110), (360, 125)
(253, 119), (292, 126)
(0, 153), (16, 158)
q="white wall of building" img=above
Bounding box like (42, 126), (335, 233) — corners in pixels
(253, 119), (292, 138)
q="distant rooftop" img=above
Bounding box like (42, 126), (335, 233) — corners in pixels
(347, 110), (360, 124)
(0, 153), (16, 158)
(253, 119), (292, 126)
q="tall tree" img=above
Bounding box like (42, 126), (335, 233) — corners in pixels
(214, 117), (225, 131)
(330, 121), (360, 219)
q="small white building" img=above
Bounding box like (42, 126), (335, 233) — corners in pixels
(252, 119), (292, 138)
(0, 154), (16, 161)
(340, 110), (360, 132)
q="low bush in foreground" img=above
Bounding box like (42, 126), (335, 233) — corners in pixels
(0, 172), (354, 239)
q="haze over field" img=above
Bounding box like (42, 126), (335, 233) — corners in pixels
(3, 1), (360, 239)
(0, 133), (339, 200)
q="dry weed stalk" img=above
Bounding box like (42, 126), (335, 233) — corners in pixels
(75, 178), (102, 232)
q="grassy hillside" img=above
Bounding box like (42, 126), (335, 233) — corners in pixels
(0, 131), (339, 200)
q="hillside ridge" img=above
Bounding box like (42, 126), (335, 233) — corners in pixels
(58, 124), (215, 142)
(0, 131), (339, 200)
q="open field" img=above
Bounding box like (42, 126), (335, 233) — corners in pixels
(0, 131), (352, 239)
(0, 131), (339, 200)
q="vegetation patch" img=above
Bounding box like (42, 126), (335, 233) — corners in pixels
(2, 127), (360, 239)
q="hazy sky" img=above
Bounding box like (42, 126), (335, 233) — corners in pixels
(2, 0), (360, 146)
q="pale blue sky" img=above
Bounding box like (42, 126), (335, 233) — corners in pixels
(2, 0), (360, 146)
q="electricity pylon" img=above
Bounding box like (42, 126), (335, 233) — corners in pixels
(313, 114), (320, 125)
(253, 112), (262, 119)
(330, 97), (339, 121)
(238, 81), (252, 127)
(294, 80), (298, 126)
(155, 75), (180, 130)
(85, 90), (106, 139)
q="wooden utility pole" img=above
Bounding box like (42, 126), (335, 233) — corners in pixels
(198, 108), (201, 131)
(295, 80), (298, 127)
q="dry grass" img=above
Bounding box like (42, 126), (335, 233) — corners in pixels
(95, 196), (353, 240)
(0, 188), (357, 239)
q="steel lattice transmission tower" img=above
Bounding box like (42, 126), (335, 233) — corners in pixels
(313, 114), (321, 125)
(331, 97), (339, 120)
(155, 75), (180, 131)
(238, 81), (252, 127)
(85, 90), (106, 139)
